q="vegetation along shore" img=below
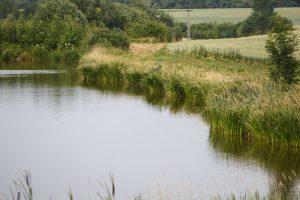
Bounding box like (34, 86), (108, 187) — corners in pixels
(1, 0), (299, 146)
(79, 43), (300, 147)
(77, 0), (300, 148)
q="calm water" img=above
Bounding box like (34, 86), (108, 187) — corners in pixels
(0, 63), (300, 200)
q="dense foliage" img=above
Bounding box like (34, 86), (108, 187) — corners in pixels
(266, 18), (299, 85)
(151, 0), (300, 9)
(190, 22), (239, 39)
(0, 0), (175, 62)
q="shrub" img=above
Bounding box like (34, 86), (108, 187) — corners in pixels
(191, 23), (218, 39)
(168, 22), (186, 42)
(30, 45), (48, 60)
(61, 49), (80, 62)
(1, 45), (23, 61)
(127, 20), (168, 42)
(35, 0), (87, 24)
(266, 19), (299, 85)
(50, 50), (63, 62)
(83, 26), (130, 50)
(59, 16), (86, 50)
(237, 0), (291, 36)
(190, 22), (238, 40)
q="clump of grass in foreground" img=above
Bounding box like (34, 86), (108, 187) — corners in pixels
(78, 46), (300, 147)
(4, 172), (300, 200)
(6, 171), (33, 200)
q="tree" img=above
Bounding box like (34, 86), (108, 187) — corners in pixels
(34, 0), (87, 24)
(0, 0), (16, 18)
(265, 17), (299, 85)
(240, 0), (275, 35)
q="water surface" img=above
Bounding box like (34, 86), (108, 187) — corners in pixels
(0, 63), (299, 199)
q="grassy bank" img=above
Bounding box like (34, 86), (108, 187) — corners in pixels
(78, 46), (300, 147)
(163, 7), (300, 25)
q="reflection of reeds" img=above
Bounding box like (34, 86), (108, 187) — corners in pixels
(79, 47), (300, 147)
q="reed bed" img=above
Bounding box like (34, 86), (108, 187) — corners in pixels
(79, 46), (300, 147)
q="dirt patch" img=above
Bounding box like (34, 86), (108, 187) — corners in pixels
(130, 43), (166, 54)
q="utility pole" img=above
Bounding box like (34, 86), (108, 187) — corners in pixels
(187, 9), (191, 40)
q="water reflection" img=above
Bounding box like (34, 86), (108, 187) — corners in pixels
(81, 79), (200, 115)
(82, 76), (300, 198)
(209, 132), (300, 198)
(0, 63), (300, 199)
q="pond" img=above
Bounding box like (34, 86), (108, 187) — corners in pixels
(0, 63), (299, 200)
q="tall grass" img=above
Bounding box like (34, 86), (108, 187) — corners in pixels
(6, 171), (33, 200)
(3, 172), (300, 200)
(79, 47), (300, 147)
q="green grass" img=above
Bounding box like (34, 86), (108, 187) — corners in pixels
(78, 47), (300, 147)
(168, 29), (300, 59)
(163, 7), (300, 25)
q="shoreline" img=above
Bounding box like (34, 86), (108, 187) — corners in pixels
(78, 46), (300, 147)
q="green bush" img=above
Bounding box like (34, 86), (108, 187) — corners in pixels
(35, 0), (87, 24)
(168, 22), (186, 42)
(30, 45), (48, 60)
(127, 20), (168, 42)
(83, 26), (130, 49)
(50, 50), (63, 63)
(190, 22), (239, 40)
(266, 18), (299, 85)
(1, 45), (23, 62)
(0, 16), (18, 44)
(61, 49), (80, 62)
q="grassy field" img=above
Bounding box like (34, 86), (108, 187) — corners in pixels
(163, 7), (300, 25)
(79, 46), (300, 146)
(168, 29), (300, 59)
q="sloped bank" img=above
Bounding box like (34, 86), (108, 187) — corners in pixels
(78, 47), (300, 147)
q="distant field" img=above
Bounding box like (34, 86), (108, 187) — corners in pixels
(163, 7), (300, 25)
(168, 29), (300, 59)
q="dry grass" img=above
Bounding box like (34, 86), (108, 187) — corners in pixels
(80, 47), (246, 85)
(81, 46), (122, 64)
(130, 43), (167, 54)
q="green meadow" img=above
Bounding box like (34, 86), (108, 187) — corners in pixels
(163, 7), (300, 25)
(168, 29), (300, 59)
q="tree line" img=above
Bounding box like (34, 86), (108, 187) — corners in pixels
(0, 0), (183, 62)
